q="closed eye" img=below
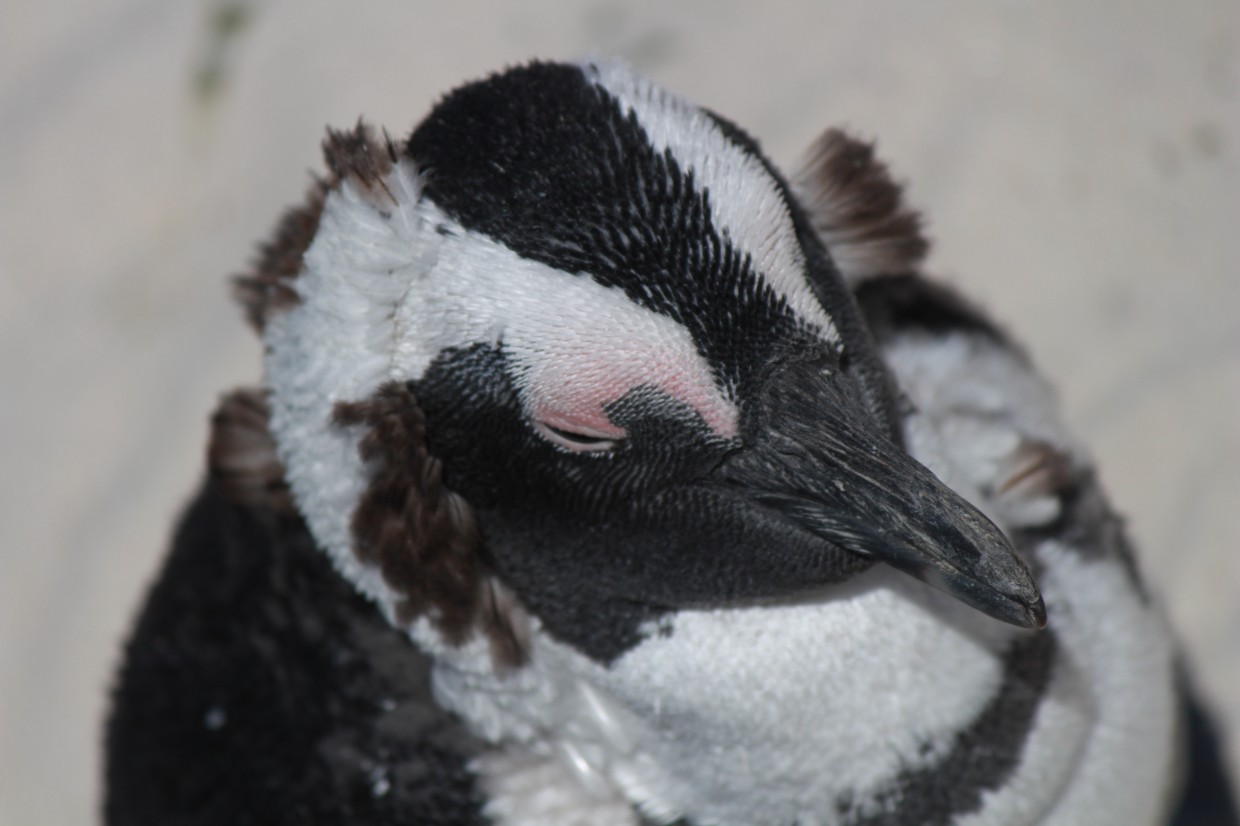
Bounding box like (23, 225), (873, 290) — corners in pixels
(534, 421), (623, 453)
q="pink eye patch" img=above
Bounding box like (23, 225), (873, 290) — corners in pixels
(518, 343), (738, 451)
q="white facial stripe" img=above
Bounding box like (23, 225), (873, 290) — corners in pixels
(392, 203), (739, 439)
(582, 59), (840, 346)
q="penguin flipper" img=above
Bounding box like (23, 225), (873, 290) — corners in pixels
(1171, 688), (1240, 826)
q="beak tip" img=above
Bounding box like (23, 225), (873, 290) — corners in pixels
(1024, 595), (1048, 630)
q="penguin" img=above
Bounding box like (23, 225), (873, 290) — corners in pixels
(105, 60), (1238, 825)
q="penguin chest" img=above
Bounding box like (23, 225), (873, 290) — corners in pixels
(456, 570), (1028, 826)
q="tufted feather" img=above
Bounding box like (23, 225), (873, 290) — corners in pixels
(335, 382), (529, 668)
(235, 121), (400, 331)
(206, 387), (294, 513)
(791, 129), (929, 282)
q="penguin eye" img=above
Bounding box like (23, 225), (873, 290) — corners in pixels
(533, 420), (623, 453)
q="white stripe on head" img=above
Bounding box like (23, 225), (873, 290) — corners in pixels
(581, 59), (840, 346)
(391, 211), (740, 442)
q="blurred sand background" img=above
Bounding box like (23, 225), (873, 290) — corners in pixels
(2, 1), (1237, 822)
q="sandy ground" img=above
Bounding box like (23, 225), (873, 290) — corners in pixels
(2, 1), (1237, 822)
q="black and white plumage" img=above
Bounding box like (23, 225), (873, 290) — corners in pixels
(105, 61), (1237, 825)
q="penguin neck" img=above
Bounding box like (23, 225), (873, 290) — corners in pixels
(425, 567), (1038, 826)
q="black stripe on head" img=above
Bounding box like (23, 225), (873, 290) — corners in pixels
(405, 61), (818, 396)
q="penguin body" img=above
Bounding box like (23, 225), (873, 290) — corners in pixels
(106, 61), (1236, 825)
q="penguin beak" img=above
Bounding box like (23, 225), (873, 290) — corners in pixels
(720, 361), (1047, 630)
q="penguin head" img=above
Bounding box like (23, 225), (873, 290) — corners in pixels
(251, 60), (1043, 666)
